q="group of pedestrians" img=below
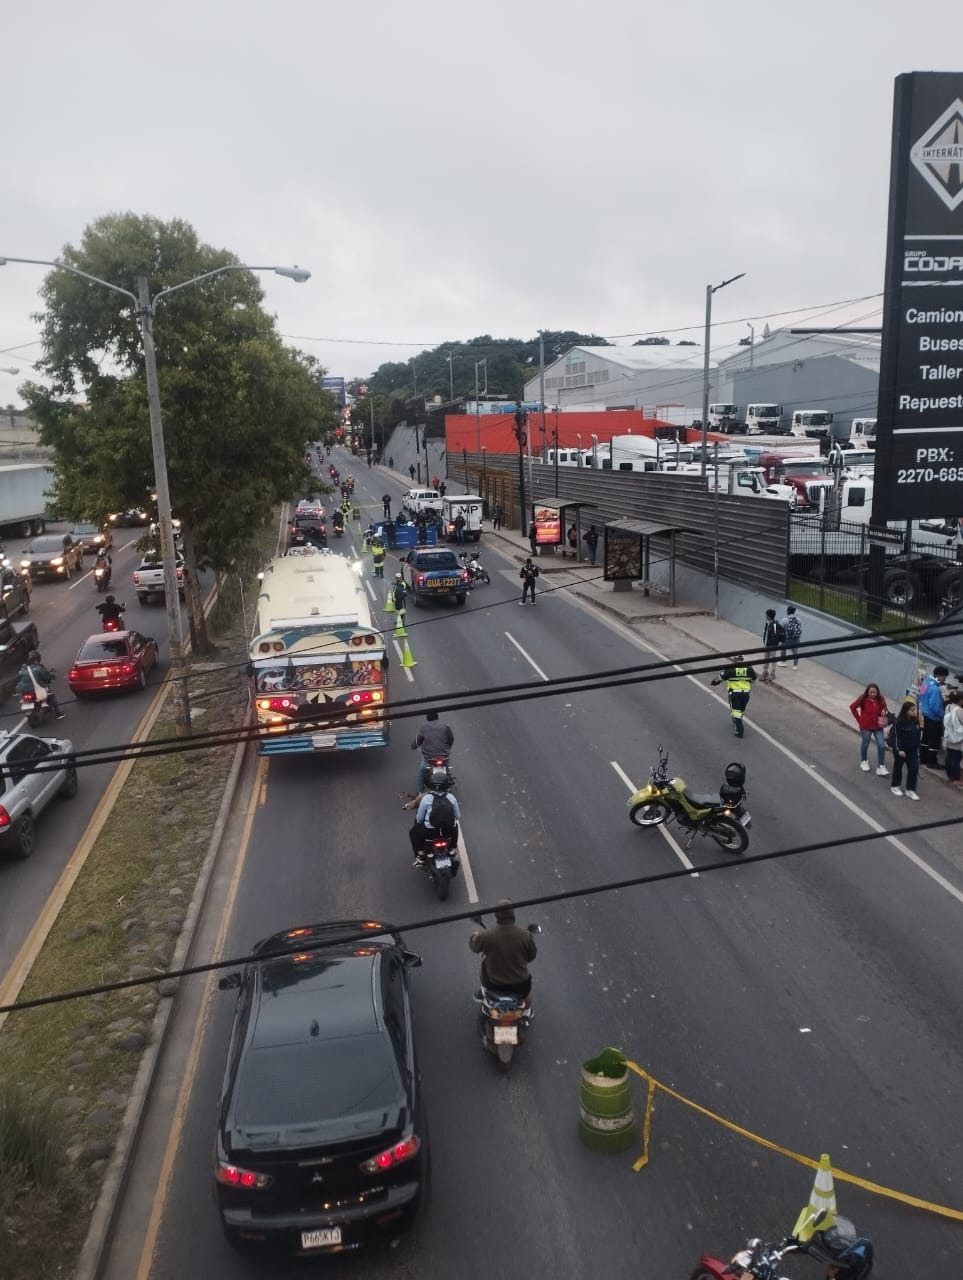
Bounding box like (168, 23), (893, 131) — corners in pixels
(849, 664), (963, 800)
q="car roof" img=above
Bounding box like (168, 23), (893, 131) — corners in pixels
(79, 630), (134, 645)
(251, 952), (382, 1049)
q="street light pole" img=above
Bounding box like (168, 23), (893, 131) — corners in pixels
(474, 358), (486, 451)
(0, 254), (309, 735)
(746, 322), (755, 369)
(447, 351), (454, 401)
(539, 330), (547, 462)
(700, 272), (746, 477)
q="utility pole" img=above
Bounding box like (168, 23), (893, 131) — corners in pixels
(539, 330), (546, 460)
(700, 272), (746, 476)
(514, 401), (528, 535)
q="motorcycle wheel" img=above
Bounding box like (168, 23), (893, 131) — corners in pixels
(689, 1271), (721, 1280)
(629, 799), (672, 827)
(480, 571), (490, 584)
(434, 867), (451, 901)
(496, 1042), (514, 1071)
(27, 709), (41, 729)
(706, 815), (749, 855)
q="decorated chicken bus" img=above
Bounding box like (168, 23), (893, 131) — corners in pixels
(249, 547), (388, 755)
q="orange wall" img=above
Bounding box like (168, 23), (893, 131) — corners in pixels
(445, 410), (676, 455)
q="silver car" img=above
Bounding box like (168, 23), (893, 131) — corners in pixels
(0, 731), (78, 859)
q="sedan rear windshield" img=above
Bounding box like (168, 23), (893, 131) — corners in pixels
(78, 639), (129, 661)
(414, 553), (460, 570)
(234, 1036), (401, 1127)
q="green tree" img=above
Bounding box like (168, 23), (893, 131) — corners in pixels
(21, 213), (329, 650)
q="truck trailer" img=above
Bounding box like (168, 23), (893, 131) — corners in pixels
(0, 464), (54, 539)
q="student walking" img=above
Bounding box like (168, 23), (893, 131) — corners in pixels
(583, 525), (599, 565)
(779, 605), (802, 668)
(849, 683), (891, 775)
(761, 608), (783, 682)
(943, 689), (963, 786)
(519, 558), (540, 605)
(890, 699), (922, 799)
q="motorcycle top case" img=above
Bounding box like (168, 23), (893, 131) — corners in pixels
(724, 762), (747, 787)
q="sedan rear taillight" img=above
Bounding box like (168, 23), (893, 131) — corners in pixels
(68, 667), (80, 682)
(0, 806), (10, 828)
(132, 572), (140, 585)
(360, 1134), (420, 1175)
(214, 1161), (273, 1191)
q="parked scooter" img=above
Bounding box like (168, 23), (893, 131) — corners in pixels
(470, 914), (541, 1070)
(458, 551), (490, 585)
(629, 747), (751, 854)
(693, 1215), (873, 1278)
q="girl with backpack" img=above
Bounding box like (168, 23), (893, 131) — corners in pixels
(849, 683), (890, 775)
(889, 699), (922, 800)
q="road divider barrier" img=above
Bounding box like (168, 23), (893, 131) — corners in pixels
(617, 1056), (962, 1222)
(578, 1047), (636, 1153)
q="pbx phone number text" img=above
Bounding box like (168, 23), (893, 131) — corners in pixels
(897, 467), (963, 484)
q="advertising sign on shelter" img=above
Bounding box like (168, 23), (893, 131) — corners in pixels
(874, 73), (963, 523)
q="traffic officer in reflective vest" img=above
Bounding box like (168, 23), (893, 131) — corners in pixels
(711, 654), (758, 738)
(371, 537), (386, 578)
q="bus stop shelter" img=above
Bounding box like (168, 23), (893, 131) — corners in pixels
(531, 500), (599, 558)
(603, 518), (692, 606)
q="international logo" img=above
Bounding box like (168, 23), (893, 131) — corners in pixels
(910, 98), (963, 211)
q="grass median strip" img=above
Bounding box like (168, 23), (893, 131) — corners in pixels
(0, 560), (262, 1280)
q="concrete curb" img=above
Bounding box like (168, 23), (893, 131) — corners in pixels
(75, 730), (249, 1280)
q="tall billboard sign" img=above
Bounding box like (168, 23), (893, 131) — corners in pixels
(873, 73), (963, 524)
(322, 376), (347, 407)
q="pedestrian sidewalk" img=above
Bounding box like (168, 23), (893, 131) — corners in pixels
(482, 521), (864, 735)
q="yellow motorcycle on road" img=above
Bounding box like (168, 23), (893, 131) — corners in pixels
(629, 748), (751, 855)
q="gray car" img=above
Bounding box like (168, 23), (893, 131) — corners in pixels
(0, 731), (78, 859)
(19, 534), (85, 582)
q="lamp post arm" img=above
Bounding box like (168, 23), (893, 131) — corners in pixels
(0, 255), (137, 305)
(152, 263), (252, 310)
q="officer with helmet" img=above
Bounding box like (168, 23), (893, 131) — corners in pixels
(711, 652), (758, 737)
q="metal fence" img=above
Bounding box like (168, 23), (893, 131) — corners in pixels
(787, 514), (962, 626)
(454, 452), (789, 600)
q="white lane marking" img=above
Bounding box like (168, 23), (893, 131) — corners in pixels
(69, 568), (94, 590)
(610, 760), (698, 875)
(504, 631), (550, 681)
(392, 637), (415, 683)
(364, 578), (376, 602)
(456, 827), (479, 903)
(573, 598), (963, 907)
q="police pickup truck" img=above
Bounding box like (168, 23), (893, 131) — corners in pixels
(402, 546), (471, 606)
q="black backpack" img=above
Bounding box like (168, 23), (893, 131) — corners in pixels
(773, 620), (786, 643)
(430, 793), (456, 830)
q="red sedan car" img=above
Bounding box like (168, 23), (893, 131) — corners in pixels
(67, 631), (159, 696)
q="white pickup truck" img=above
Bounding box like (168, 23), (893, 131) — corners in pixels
(132, 554), (186, 605)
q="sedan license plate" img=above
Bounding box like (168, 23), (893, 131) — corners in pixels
(493, 1024), (518, 1045)
(301, 1227), (342, 1249)
(311, 733), (336, 749)
(433, 855), (452, 869)
(93, 667), (109, 678)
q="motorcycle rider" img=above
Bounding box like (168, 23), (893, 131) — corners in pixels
(16, 649), (65, 719)
(331, 508), (344, 535)
(93, 548), (112, 587)
(96, 594), (126, 627)
(469, 900), (537, 997)
(711, 653), (758, 737)
(411, 709), (454, 791)
(408, 768), (461, 865)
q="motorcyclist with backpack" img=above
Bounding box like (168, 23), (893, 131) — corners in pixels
(408, 768), (461, 865)
(96, 594), (126, 627)
(16, 649), (65, 720)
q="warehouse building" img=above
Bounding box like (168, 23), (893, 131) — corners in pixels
(523, 331), (881, 435)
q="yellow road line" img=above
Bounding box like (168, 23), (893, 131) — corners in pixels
(134, 754), (268, 1280)
(0, 685), (170, 1034)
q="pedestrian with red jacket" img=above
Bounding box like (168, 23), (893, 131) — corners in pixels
(850, 683), (891, 775)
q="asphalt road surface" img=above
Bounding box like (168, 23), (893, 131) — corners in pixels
(0, 529), (210, 982)
(102, 455), (963, 1277)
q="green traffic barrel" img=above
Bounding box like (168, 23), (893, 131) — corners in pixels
(578, 1046), (636, 1153)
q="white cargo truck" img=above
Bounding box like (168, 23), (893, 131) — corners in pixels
(745, 403), (785, 434)
(441, 495), (484, 542)
(0, 464), (53, 539)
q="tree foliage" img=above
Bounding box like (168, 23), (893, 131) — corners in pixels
(22, 213), (336, 570)
(351, 329), (613, 426)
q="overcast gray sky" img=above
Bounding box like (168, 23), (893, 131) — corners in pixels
(1, 0), (961, 395)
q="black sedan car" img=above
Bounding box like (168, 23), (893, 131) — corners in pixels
(214, 921), (425, 1255)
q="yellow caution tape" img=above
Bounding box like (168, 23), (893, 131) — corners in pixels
(622, 1059), (963, 1222)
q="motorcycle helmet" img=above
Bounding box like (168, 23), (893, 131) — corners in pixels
(807, 1217), (873, 1279)
(494, 899), (516, 925)
(428, 767), (450, 791)
(395, 572), (404, 581)
(105, 594), (116, 604)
